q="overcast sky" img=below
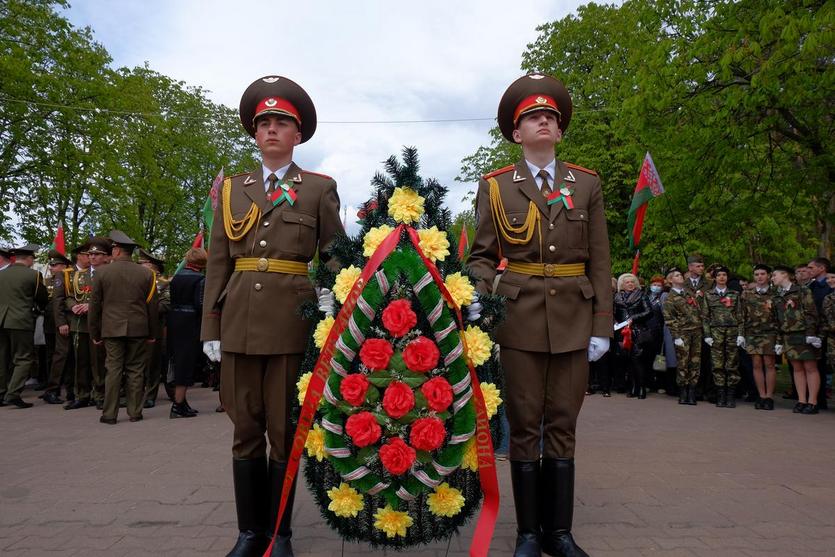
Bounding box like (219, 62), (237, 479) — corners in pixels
(62, 0), (587, 233)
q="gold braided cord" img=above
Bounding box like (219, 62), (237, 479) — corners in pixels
(146, 276), (157, 304)
(488, 177), (540, 245)
(63, 269), (71, 296)
(222, 177), (260, 241)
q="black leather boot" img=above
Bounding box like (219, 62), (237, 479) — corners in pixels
(267, 460), (296, 557)
(541, 458), (588, 557)
(678, 386), (687, 405)
(226, 458), (269, 557)
(715, 386), (726, 408)
(510, 460), (541, 557)
(687, 385), (697, 405)
(725, 386), (736, 408)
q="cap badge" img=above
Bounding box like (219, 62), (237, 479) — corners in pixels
(536, 96), (547, 104)
(265, 98), (277, 107)
(530, 74), (545, 80)
(262, 77), (279, 83)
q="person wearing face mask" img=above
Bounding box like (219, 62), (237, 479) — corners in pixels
(645, 275), (667, 393)
(741, 264), (779, 410)
(701, 266), (744, 408)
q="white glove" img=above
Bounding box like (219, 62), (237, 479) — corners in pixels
(316, 287), (336, 317)
(465, 292), (482, 322)
(587, 336), (610, 362)
(203, 340), (221, 363)
(806, 336), (822, 349)
(674, 338), (684, 347)
(774, 344), (783, 355)
(736, 336), (746, 348)
(704, 337), (714, 346)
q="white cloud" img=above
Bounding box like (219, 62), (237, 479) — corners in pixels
(63, 0), (586, 234)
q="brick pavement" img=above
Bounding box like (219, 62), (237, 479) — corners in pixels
(1, 387), (833, 556)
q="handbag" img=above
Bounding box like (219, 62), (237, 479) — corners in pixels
(653, 353), (667, 372)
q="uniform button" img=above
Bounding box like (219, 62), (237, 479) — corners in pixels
(254, 283), (262, 291)
(549, 289), (556, 296)
(299, 217), (304, 222)
(549, 223), (554, 230)
(512, 217), (518, 223)
(549, 245), (556, 252)
(259, 240), (267, 247)
(263, 221), (270, 227)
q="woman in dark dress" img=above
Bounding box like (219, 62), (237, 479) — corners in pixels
(167, 248), (207, 418)
(614, 273), (654, 399)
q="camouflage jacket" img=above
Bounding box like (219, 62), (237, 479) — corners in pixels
(741, 286), (778, 336)
(702, 287), (742, 337)
(821, 292), (835, 336)
(773, 284), (818, 339)
(662, 288), (703, 335)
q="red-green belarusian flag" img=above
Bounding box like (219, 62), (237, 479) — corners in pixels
(627, 152), (665, 251)
(201, 167), (224, 249)
(50, 222), (66, 255)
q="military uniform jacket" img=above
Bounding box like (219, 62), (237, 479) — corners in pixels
(684, 275), (713, 297)
(0, 263), (48, 331)
(54, 267), (93, 333)
(662, 288), (703, 336)
(740, 287), (778, 336)
(200, 163), (343, 355)
(89, 257), (159, 340)
(773, 284), (818, 341)
(468, 159), (613, 354)
(701, 288), (743, 337)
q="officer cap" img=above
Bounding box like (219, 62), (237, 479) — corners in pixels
(10, 243), (40, 256)
(714, 265), (730, 276)
(137, 248), (165, 272)
(0, 246), (11, 258)
(48, 249), (72, 266)
(108, 229), (138, 248)
(665, 266), (683, 276)
(753, 263), (772, 273)
(239, 75), (317, 142)
(498, 74), (573, 142)
(71, 241), (90, 255)
(87, 236), (112, 255)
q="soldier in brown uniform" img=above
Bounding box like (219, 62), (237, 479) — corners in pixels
(89, 231), (159, 424)
(42, 249), (73, 404)
(468, 74), (612, 557)
(200, 76), (343, 557)
(771, 265), (822, 414)
(0, 244), (49, 407)
(137, 249), (170, 408)
(87, 238), (111, 408)
(741, 264), (779, 410)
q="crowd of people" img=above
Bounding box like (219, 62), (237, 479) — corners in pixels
(590, 255), (835, 414)
(0, 232), (211, 422)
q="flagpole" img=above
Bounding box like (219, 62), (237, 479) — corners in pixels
(663, 195), (689, 267)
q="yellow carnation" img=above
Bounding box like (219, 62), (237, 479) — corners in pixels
(296, 372), (312, 406)
(333, 265), (361, 304)
(463, 325), (493, 367)
(417, 226), (450, 263)
(388, 187), (424, 224)
(461, 438), (478, 471)
(480, 382), (502, 419)
(305, 423), (327, 462)
(363, 225), (395, 257)
(427, 483), (465, 517)
(373, 505), (413, 538)
(327, 482), (364, 518)
(444, 272), (475, 308)
(314, 315), (335, 349)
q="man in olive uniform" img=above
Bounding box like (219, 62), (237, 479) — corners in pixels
(42, 249), (73, 404)
(87, 238), (111, 408)
(0, 244), (49, 407)
(0, 246), (11, 392)
(822, 290), (835, 375)
(89, 231), (159, 424)
(701, 266), (745, 407)
(138, 249), (170, 408)
(741, 264), (779, 410)
(200, 76), (343, 557)
(662, 268), (703, 405)
(468, 74), (612, 557)
(772, 265), (822, 414)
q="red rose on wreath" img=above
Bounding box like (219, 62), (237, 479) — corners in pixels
(381, 299), (418, 337)
(420, 376), (453, 413)
(382, 381), (415, 419)
(402, 336), (440, 372)
(379, 437), (416, 475)
(345, 411), (381, 448)
(409, 417), (447, 451)
(340, 373), (370, 407)
(359, 338), (394, 370)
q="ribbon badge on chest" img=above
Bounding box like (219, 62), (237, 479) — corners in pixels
(270, 182), (297, 207)
(720, 296), (733, 308)
(546, 184), (575, 209)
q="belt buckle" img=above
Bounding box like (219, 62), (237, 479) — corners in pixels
(543, 263), (557, 277)
(256, 258), (269, 272)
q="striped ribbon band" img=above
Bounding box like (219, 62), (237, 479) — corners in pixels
(434, 321), (457, 343)
(335, 336), (356, 361)
(433, 460), (458, 477)
(427, 298), (444, 325)
(326, 447), (352, 458)
(342, 466), (371, 481)
(396, 486), (417, 501)
(413, 469), (442, 489)
(449, 428), (476, 445)
(451, 373), (472, 395)
(376, 270), (390, 295)
(330, 358), (348, 378)
(367, 482), (390, 495)
(321, 417), (343, 435)
(413, 272), (433, 294)
(444, 340), (464, 367)
(453, 388), (473, 415)
(348, 315), (365, 345)
(356, 295), (375, 321)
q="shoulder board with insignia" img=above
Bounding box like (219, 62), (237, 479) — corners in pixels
(228, 171), (251, 178)
(564, 162), (598, 176)
(482, 165), (514, 180)
(301, 170), (333, 180)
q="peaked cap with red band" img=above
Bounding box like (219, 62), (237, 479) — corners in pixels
(239, 75), (317, 142)
(498, 74), (573, 142)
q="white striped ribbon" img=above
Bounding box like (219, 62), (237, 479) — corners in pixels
(356, 295), (375, 321)
(448, 427), (475, 445)
(451, 373), (471, 395)
(413, 272), (433, 294)
(326, 447), (352, 458)
(323, 382), (341, 406)
(376, 270), (390, 295)
(348, 315), (365, 345)
(342, 466), (371, 481)
(434, 321), (457, 343)
(335, 336), (356, 361)
(367, 481), (390, 495)
(452, 388), (473, 415)
(433, 460), (458, 477)
(444, 340), (464, 367)
(330, 357), (348, 378)
(396, 486), (417, 501)
(427, 298), (444, 325)
(413, 469), (442, 489)
(321, 417), (344, 435)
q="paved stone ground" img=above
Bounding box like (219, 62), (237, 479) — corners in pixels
(1, 386), (833, 556)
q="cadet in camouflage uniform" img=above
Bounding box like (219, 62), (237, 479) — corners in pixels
(662, 267), (703, 405)
(741, 264), (779, 410)
(771, 265), (822, 414)
(702, 266), (744, 408)
(822, 291), (835, 366)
